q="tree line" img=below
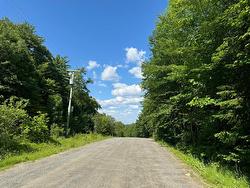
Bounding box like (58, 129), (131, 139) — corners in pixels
(93, 113), (140, 137)
(136, 0), (250, 174)
(0, 18), (116, 157)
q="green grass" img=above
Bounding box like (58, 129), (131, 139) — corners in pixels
(158, 141), (249, 188)
(0, 134), (108, 171)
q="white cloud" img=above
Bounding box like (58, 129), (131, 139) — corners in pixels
(99, 109), (116, 115)
(93, 71), (97, 80)
(98, 83), (107, 87)
(112, 83), (142, 97)
(87, 60), (100, 70)
(113, 83), (127, 88)
(98, 97), (142, 124)
(129, 67), (143, 79)
(125, 47), (146, 65)
(108, 106), (118, 110)
(129, 105), (139, 109)
(117, 64), (124, 68)
(93, 47), (146, 123)
(98, 83), (143, 107)
(97, 82), (144, 123)
(98, 96), (143, 107)
(101, 66), (120, 81)
(125, 47), (145, 79)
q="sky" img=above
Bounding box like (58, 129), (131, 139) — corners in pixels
(0, 0), (167, 124)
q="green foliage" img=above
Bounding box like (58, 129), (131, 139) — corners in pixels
(0, 97), (52, 157)
(50, 124), (64, 138)
(21, 112), (50, 143)
(92, 113), (131, 137)
(0, 134), (107, 171)
(0, 19), (100, 157)
(137, 0), (250, 177)
(159, 141), (249, 188)
(0, 97), (29, 137)
(0, 97), (29, 156)
(123, 124), (138, 137)
(93, 114), (116, 136)
(70, 68), (100, 134)
(114, 121), (125, 137)
(0, 18), (99, 136)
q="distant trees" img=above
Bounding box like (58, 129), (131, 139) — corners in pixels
(122, 123), (137, 137)
(93, 114), (116, 136)
(92, 113), (144, 137)
(137, 0), (250, 173)
(93, 113), (126, 137)
(0, 19), (99, 155)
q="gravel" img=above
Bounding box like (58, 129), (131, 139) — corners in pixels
(0, 138), (204, 188)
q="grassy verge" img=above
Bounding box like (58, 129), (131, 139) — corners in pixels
(158, 141), (249, 188)
(0, 134), (108, 171)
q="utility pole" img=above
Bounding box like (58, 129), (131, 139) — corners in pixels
(66, 70), (77, 136)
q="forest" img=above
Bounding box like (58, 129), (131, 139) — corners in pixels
(0, 18), (129, 158)
(135, 0), (250, 175)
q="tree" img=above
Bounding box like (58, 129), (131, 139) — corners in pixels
(93, 114), (116, 136)
(0, 18), (100, 142)
(138, 0), (250, 173)
(70, 68), (100, 134)
(0, 18), (51, 114)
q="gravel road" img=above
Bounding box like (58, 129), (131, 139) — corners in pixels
(0, 138), (204, 188)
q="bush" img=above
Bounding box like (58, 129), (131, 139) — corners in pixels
(114, 122), (125, 137)
(21, 112), (50, 143)
(0, 97), (29, 136)
(93, 114), (115, 136)
(50, 123), (64, 138)
(0, 97), (29, 155)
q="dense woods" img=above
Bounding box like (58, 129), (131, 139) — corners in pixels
(137, 0), (250, 174)
(0, 19), (99, 156)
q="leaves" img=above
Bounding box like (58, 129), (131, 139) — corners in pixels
(0, 19), (100, 147)
(137, 0), (250, 173)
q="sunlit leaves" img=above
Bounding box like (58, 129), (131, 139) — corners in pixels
(137, 0), (250, 172)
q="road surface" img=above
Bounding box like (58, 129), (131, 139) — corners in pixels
(0, 138), (204, 188)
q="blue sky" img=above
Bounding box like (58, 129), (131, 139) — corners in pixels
(0, 0), (167, 124)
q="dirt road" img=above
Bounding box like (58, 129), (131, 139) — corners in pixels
(0, 138), (204, 188)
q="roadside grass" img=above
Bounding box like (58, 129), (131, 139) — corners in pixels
(158, 141), (249, 188)
(0, 134), (108, 171)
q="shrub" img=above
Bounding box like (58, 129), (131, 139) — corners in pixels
(21, 112), (50, 143)
(93, 114), (115, 136)
(50, 123), (64, 138)
(0, 97), (29, 156)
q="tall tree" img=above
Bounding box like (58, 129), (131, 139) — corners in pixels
(138, 0), (250, 172)
(70, 68), (100, 134)
(0, 18), (100, 135)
